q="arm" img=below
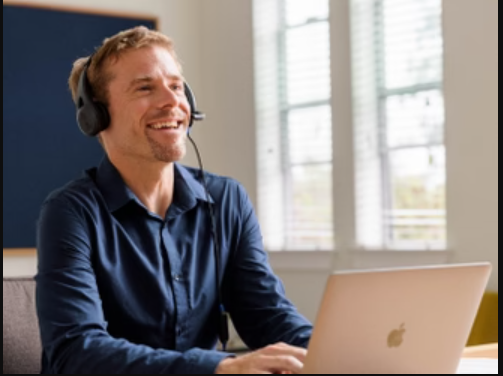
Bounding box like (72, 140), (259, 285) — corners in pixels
(36, 196), (230, 374)
(225, 185), (313, 351)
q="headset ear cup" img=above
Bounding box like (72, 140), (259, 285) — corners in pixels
(76, 57), (111, 137)
(76, 101), (110, 137)
(95, 102), (111, 134)
(77, 104), (90, 136)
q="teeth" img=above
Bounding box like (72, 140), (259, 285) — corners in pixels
(150, 122), (179, 130)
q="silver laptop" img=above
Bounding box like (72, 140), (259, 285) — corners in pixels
(302, 263), (492, 374)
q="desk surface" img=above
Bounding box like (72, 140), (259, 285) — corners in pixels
(463, 343), (498, 359)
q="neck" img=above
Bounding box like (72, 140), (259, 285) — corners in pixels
(108, 153), (175, 218)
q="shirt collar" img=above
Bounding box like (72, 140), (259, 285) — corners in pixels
(94, 156), (213, 214)
(174, 162), (215, 205)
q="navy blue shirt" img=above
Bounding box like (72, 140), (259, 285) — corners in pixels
(36, 157), (312, 374)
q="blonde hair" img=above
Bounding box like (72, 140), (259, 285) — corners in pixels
(68, 26), (180, 105)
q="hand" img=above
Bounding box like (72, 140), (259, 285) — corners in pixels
(216, 342), (307, 374)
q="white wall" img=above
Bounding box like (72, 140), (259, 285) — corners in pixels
(4, 0), (499, 325)
(196, 0), (258, 204)
(444, 0), (499, 292)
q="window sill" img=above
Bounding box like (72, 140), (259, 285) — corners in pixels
(268, 250), (334, 272)
(267, 249), (454, 272)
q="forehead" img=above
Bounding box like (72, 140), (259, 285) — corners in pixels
(108, 45), (183, 84)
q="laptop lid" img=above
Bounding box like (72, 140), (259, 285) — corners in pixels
(302, 263), (492, 374)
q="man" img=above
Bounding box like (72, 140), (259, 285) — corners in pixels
(36, 26), (312, 374)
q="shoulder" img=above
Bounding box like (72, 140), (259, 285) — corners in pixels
(41, 168), (102, 213)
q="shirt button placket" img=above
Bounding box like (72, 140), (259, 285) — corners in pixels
(162, 226), (189, 350)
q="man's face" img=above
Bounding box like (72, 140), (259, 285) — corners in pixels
(101, 45), (191, 163)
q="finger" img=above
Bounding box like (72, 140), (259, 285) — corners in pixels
(261, 344), (308, 363)
(258, 355), (304, 374)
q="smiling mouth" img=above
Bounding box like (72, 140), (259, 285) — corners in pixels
(148, 121), (183, 130)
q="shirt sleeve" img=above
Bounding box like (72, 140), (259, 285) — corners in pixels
(36, 196), (231, 374)
(225, 184), (313, 350)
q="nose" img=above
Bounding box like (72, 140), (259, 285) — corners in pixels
(157, 84), (181, 109)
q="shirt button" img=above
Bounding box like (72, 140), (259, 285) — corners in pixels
(173, 275), (182, 282)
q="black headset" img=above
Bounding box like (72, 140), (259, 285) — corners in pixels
(76, 56), (206, 137)
(75, 54), (230, 350)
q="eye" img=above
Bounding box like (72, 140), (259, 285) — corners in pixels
(137, 85), (153, 92)
(172, 84), (184, 92)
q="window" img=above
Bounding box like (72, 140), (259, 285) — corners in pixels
(254, 0), (333, 251)
(352, 0), (446, 250)
(254, 0), (445, 253)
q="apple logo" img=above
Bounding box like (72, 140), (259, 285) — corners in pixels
(387, 323), (406, 348)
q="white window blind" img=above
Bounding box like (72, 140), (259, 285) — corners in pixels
(253, 0), (333, 251)
(351, 0), (446, 250)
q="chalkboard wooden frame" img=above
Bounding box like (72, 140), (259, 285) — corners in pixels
(3, 1), (159, 26)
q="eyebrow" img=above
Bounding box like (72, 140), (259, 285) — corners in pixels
(126, 75), (185, 92)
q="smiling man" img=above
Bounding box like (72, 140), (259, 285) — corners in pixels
(35, 26), (312, 374)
